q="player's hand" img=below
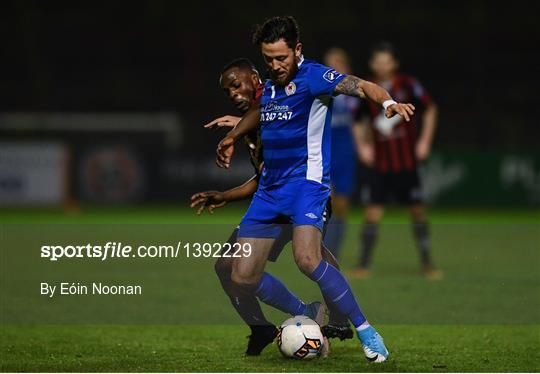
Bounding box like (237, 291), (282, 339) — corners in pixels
(204, 115), (241, 130)
(358, 145), (375, 167)
(216, 135), (236, 168)
(190, 191), (227, 215)
(385, 103), (415, 122)
(415, 140), (431, 161)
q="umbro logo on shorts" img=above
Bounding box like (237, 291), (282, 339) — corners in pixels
(305, 212), (318, 219)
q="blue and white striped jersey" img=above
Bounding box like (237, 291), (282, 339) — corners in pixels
(259, 57), (346, 188)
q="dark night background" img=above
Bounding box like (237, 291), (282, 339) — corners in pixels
(1, 1), (539, 205)
(3, 1), (539, 149)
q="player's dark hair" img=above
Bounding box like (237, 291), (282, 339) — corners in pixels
(221, 58), (258, 75)
(370, 42), (398, 60)
(252, 16), (300, 49)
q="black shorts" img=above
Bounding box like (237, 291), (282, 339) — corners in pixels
(226, 198), (332, 262)
(362, 168), (423, 205)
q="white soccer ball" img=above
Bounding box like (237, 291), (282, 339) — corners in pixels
(277, 315), (324, 359)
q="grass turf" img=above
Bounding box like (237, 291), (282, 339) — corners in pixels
(0, 205), (538, 224)
(1, 325), (539, 372)
(1, 206), (539, 372)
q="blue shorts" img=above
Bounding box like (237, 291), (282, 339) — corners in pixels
(238, 180), (331, 239)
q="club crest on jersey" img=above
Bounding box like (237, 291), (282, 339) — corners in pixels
(285, 81), (296, 96)
(323, 69), (341, 83)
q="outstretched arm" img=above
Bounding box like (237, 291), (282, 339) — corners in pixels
(216, 105), (260, 169)
(190, 175), (258, 215)
(203, 115), (241, 129)
(334, 76), (415, 121)
(221, 174), (259, 202)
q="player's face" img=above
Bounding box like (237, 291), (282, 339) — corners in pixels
(324, 53), (351, 75)
(220, 67), (258, 113)
(261, 39), (302, 86)
(369, 52), (399, 80)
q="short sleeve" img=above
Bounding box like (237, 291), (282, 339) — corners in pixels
(307, 63), (347, 97)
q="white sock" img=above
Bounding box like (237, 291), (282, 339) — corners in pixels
(356, 321), (371, 332)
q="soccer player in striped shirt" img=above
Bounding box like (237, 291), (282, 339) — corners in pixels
(353, 42), (442, 280)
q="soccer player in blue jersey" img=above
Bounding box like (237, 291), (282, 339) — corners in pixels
(216, 16), (415, 362)
(191, 58), (353, 356)
(322, 48), (361, 258)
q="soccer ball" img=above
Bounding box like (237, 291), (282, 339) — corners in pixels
(277, 315), (324, 359)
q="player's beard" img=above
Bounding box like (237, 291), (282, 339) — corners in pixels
(271, 64), (298, 87)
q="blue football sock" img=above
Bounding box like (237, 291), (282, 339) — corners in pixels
(255, 272), (306, 316)
(309, 260), (367, 328)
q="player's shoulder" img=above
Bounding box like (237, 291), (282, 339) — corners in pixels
(300, 58), (345, 85)
(301, 59), (337, 75)
(301, 58), (324, 69)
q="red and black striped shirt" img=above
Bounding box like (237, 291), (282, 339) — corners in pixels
(357, 74), (432, 173)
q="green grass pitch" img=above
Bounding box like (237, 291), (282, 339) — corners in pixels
(1, 206), (539, 372)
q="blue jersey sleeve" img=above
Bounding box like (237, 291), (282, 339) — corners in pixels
(307, 63), (347, 97)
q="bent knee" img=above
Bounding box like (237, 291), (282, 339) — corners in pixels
(294, 254), (320, 276)
(214, 257), (232, 280)
(230, 269), (260, 290)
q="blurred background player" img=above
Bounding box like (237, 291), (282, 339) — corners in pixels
(322, 48), (360, 259)
(353, 42), (442, 280)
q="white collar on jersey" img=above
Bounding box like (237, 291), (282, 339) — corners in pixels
(297, 55), (304, 67)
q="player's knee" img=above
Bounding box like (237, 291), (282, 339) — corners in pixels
(230, 268), (259, 290)
(294, 252), (320, 276)
(214, 257), (232, 281)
